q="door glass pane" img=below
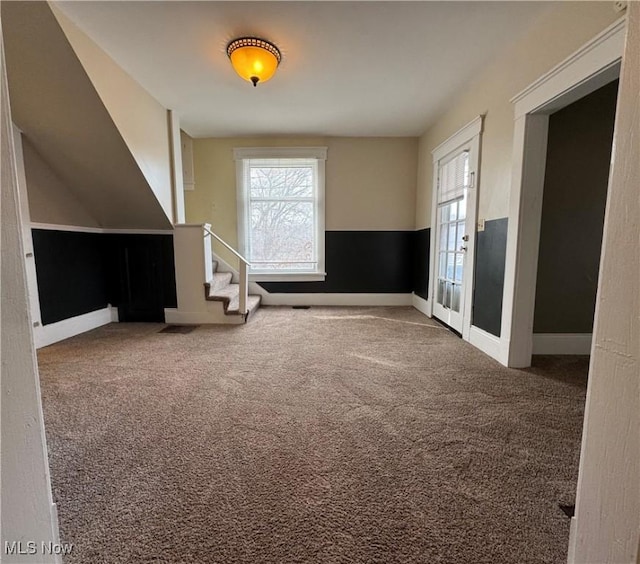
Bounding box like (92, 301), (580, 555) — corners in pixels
(452, 284), (461, 312)
(445, 282), (452, 308)
(439, 252), (446, 278)
(454, 253), (464, 282)
(447, 225), (457, 251)
(458, 197), (467, 220)
(439, 224), (448, 250)
(437, 280), (445, 305)
(448, 202), (458, 222)
(446, 253), (455, 281)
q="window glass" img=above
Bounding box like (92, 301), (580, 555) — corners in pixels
(249, 201), (314, 270)
(237, 152), (325, 276)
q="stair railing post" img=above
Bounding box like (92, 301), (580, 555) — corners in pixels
(239, 260), (248, 315)
(203, 224), (213, 282)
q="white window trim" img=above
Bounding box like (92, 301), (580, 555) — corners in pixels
(234, 147), (327, 282)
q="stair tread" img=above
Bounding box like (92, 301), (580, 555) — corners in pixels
(210, 283), (239, 300)
(205, 273), (261, 319)
(207, 272), (233, 294)
(226, 294), (261, 314)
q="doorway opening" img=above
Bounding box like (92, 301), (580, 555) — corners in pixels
(532, 80), (619, 355)
(502, 17), (625, 368)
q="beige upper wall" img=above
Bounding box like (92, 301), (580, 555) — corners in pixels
(326, 137), (417, 231)
(186, 136), (418, 261)
(416, 2), (621, 229)
(51, 4), (174, 223)
(21, 136), (100, 227)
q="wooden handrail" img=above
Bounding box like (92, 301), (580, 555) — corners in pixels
(203, 226), (250, 267)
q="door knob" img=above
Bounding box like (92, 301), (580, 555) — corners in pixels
(460, 246), (468, 252)
(462, 234), (469, 242)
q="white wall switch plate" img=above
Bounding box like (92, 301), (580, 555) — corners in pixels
(477, 219), (486, 232)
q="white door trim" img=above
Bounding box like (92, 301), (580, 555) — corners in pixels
(428, 115), (483, 341)
(511, 17), (626, 118)
(502, 17), (625, 368)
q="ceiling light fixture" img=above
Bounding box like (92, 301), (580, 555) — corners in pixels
(227, 37), (281, 87)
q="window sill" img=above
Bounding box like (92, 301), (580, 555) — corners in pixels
(250, 272), (327, 283)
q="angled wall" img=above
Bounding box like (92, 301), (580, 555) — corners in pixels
(1, 1), (171, 230)
(21, 136), (100, 228)
(51, 4), (175, 224)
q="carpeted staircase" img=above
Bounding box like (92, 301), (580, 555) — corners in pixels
(204, 261), (261, 321)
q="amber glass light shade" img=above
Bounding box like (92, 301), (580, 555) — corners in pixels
(227, 38), (281, 87)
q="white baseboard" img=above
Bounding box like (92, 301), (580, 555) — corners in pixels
(163, 308), (244, 325)
(35, 306), (116, 348)
(411, 293), (431, 317)
(532, 333), (592, 355)
(469, 325), (507, 365)
(260, 293), (413, 307)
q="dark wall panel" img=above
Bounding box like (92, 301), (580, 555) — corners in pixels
(259, 231), (414, 293)
(473, 218), (508, 337)
(32, 230), (176, 325)
(32, 229), (109, 325)
(105, 234), (177, 322)
(534, 80), (617, 333)
(413, 228), (430, 300)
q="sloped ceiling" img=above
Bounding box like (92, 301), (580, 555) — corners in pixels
(1, 1), (172, 229)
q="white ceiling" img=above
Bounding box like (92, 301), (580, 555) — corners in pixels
(55, 1), (551, 138)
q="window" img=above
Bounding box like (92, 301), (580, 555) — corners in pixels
(234, 147), (327, 281)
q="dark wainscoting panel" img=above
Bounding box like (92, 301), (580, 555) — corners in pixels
(32, 229), (109, 325)
(259, 231), (414, 293)
(105, 234), (177, 322)
(413, 228), (430, 300)
(32, 230), (176, 325)
(473, 218), (508, 337)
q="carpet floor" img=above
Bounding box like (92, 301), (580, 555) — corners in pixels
(37, 306), (589, 564)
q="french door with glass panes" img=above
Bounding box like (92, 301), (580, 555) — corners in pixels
(432, 143), (477, 335)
